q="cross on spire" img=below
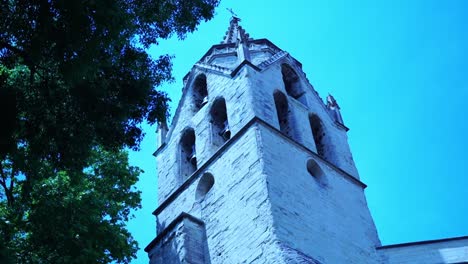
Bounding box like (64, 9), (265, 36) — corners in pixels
(226, 8), (238, 18)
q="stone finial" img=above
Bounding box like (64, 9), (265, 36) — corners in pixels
(327, 94), (345, 125)
(326, 94), (340, 109)
(156, 120), (169, 149)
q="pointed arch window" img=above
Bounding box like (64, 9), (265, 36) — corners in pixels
(274, 91), (294, 139)
(281, 64), (307, 105)
(309, 114), (326, 158)
(193, 74), (208, 112)
(180, 128), (197, 180)
(210, 98), (230, 146)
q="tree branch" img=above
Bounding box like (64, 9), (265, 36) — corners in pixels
(0, 173), (7, 192)
(0, 41), (26, 56)
(0, 162), (14, 205)
(9, 166), (15, 194)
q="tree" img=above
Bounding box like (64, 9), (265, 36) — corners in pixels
(0, 0), (220, 263)
(2, 148), (142, 263)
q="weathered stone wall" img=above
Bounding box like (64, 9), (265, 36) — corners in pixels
(258, 123), (382, 263)
(151, 48), (379, 263)
(156, 66), (256, 202)
(153, 125), (285, 263)
(248, 57), (359, 178)
(147, 214), (208, 264)
(157, 51), (360, 206)
(378, 237), (468, 264)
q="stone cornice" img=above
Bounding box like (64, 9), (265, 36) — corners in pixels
(194, 62), (231, 75)
(257, 50), (288, 69)
(144, 212), (204, 253)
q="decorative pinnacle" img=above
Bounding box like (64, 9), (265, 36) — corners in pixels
(327, 94), (340, 109)
(221, 10), (251, 44)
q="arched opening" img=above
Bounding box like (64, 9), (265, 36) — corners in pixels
(193, 74), (208, 112)
(281, 64), (306, 105)
(196, 173), (214, 201)
(274, 91), (293, 138)
(309, 114), (326, 158)
(180, 128), (197, 180)
(307, 159), (326, 185)
(210, 98), (230, 146)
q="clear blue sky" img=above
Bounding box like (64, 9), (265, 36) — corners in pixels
(127, 0), (468, 262)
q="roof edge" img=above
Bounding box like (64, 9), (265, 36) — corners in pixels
(377, 236), (468, 249)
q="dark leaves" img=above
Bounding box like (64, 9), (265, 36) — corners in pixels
(0, 0), (219, 262)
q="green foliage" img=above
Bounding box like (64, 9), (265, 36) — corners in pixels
(1, 148), (142, 263)
(0, 0), (219, 262)
(1, 0), (219, 165)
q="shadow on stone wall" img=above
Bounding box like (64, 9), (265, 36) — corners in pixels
(279, 242), (323, 264)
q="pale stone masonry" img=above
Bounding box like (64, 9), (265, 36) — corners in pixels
(145, 16), (468, 263)
(378, 237), (468, 263)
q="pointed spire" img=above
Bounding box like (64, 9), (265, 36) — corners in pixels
(235, 21), (251, 62)
(222, 15), (252, 44)
(222, 14), (252, 63)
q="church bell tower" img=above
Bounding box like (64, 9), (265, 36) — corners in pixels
(145, 16), (382, 263)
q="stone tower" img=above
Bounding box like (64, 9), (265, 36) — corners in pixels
(145, 16), (382, 263)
